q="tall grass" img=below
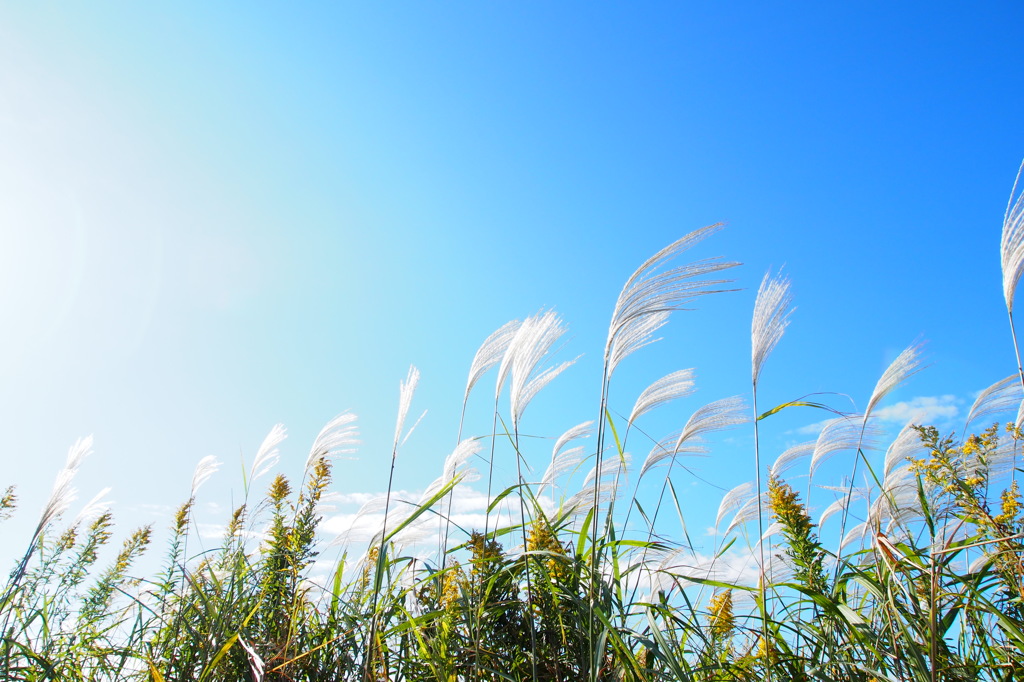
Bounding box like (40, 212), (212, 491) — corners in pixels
(3, 167), (1024, 680)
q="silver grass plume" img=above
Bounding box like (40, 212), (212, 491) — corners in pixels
(716, 482), (754, 529)
(640, 396), (748, 479)
(394, 365), (421, 448)
(582, 453), (630, 491)
(628, 369), (696, 425)
(541, 446), (587, 496)
(191, 455), (222, 497)
(37, 436), (94, 534)
(566, 450), (625, 516)
(808, 416), (882, 477)
(871, 469), (923, 533)
(541, 421), (593, 495)
(761, 521), (784, 542)
(421, 440), (481, 502)
(605, 225), (739, 379)
(305, 411), (360, 471)
(552, 420), (595, 462)
(770, 441), (814, 479)
(884, 421), (926, 479)
(251, 423), (287, 482)
(4, 436), (96, 608)
(73, 487), (112, 526)
(1001, 158), (1024, 314)
(464, 320), (521, 409)
(508, 311), (576, 431)
(966, 374), (1023, 427)
(751, 270), (794, 387)
(840, 522), (870, 552)
(819, 487), (868, 527)
(607, 311), (669, 380)
(725, 492), (770, 537)
(864, 343), (924, 421)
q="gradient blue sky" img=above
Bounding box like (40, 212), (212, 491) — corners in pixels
(2, 3), (1024, 566)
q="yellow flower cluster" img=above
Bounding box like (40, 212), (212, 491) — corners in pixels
(527, 518), (570, 583)
(439, 561), (467, 612)
(994, 481), (1023, 526)
(706, 589), (734, 641)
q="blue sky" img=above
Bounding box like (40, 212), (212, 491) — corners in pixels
(2, 3), (1024, 572)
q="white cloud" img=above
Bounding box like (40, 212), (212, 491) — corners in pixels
(791, 395), (960, 436)
(792, 418), (833, 436)
(872, 395), (959, 424)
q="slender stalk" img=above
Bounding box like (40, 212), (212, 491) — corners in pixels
(587, 371), (612, 682)
(1009, 310), (1024, 394)
(511, 424), (539, 682)
(751, 385), (771, 682)
(362, 443), (398, 682)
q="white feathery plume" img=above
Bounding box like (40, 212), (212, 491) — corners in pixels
(809, 417), (882, 477)
(420, 441), (482, 503)
(1001, 158), (1024, 313)
(565, 479), (618, 518)
(305, 411), (360, 471)
(640, 396), (748, 478)
(73, 487), (112, 526)
(770, 441), (814, 479)
(1016, 399), (1024, 430)
(553, 421), (594, 461)
(541, 420), (593, 494)
(761, 521), (784, 542)
(541, 446), (587, 494)
(64, 435), (94, 472)
(191, 456), (222, 497)
(864, 343), (925, 421)
(819, 488), (867, 527)
(251, 423), (287, 481)
(840, 521), (869, 552)
(640, 432), (694, 480)
(715, 481), (754, 528)
(565, 451), (627, 515)
(751, 270), (794, 386)
(38, 471), (77, 535)
(628, 369), (696, 425)
(607, 311), (670, 380)
(464, 320), (521, 407)
(37, 436), (94, 534)
(581, 452), (630, 490)
(884, 421), (926, 479)
(969, 553), (994, 574)
(443, 439), (481, 483)
(871, 472), (923, 532)
(966, 374), (1023, 427)
(604, 225), (739, 379)
(508, 311), (576, 430)
(394, 365), (420, 447)
(673, 395), (748, 448)
(725, 492), (769, 536)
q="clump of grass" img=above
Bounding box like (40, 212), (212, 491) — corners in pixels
(2, 165), (1024, 681)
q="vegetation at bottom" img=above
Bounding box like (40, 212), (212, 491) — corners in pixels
(3, 166), (1024, 680)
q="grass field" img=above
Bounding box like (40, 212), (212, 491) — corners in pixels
(3, 174), (1024, 681)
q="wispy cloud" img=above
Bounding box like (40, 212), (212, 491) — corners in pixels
(792, 395), (960, 436)
(872, 395), (959, 423)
